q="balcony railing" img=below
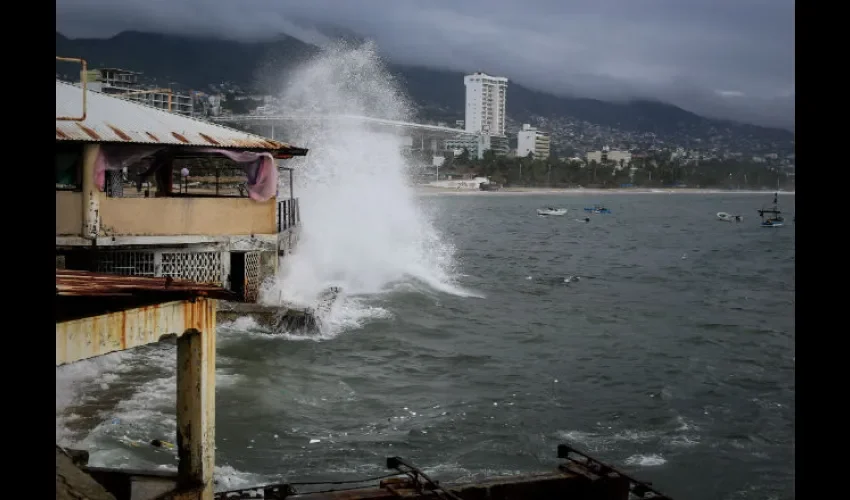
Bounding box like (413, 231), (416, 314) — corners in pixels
(278, 198), (301, 232)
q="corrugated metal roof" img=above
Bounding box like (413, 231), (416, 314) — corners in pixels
(56, 269), (236, 300)
(56, 80), (308, 155)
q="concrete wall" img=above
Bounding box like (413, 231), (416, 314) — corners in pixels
(56, 191), (83, 235)
(98, 197), (276, 236)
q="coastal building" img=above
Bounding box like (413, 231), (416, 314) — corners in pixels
(464, 72), (508, 136)
(191, 91), (223, 117)
(84, 67), (194, 116)
(56, 77), (307, 303)
(445, 132), (509, 160)
(427, 176), (492, 190)
(586, 147), (632, 170)
(517, 124), (551, 159)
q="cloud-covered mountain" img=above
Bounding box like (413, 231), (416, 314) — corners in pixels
(56, 31), (793, 143)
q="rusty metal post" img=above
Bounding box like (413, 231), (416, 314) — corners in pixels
(176, 327), (216, 500)
(56, 56), (88, 121)
(81, 144), (101, 240)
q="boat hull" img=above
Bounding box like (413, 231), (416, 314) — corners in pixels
(537, 209), (567, 216)
(717, 212), (742, 222)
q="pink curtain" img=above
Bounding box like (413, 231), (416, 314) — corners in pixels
(95, 146), (163, 191)
(194, 148), (279, 202)
(94, 146), (279, 202)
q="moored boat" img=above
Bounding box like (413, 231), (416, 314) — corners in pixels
(717, 212), (743, 222)
(584, 204), (611, 214)
(537, 207), (568, 216)
(758, 192), (785, 227)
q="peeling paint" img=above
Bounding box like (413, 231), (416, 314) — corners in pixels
(55, 298), (217, 366)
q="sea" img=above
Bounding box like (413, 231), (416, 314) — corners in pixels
(56, 192), (795, 500)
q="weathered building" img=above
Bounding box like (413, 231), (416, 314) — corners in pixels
(56, 72), (307, 302)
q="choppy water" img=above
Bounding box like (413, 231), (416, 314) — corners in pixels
(56, 193), (795, 500)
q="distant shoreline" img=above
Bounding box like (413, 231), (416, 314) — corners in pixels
(414, 186), (795, 196)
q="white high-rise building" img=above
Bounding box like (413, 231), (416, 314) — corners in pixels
(517, 124), (551, 159)
(464, 72), (508, 136)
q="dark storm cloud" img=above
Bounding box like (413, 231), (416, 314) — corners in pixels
(56, 0), (795, 129)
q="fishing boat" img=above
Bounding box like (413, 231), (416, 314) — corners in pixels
(758, 192), (785, 228)
(717, 212), (743, 222)
(583, 204), (611, 214)
(537, 207), (568, 216)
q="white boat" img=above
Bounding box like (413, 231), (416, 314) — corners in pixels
(717, 212), (743, 222)
(537, 207), (567, 216)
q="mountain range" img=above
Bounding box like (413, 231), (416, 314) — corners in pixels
(56, 31), (793, 144)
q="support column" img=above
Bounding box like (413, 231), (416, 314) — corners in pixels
(176, 327), (216, 500)
(81, 144), (101, 239)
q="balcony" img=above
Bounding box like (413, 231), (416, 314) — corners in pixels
(56, 191), (278, 240)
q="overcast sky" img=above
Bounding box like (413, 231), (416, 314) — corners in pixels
(56, 0), (795, 130)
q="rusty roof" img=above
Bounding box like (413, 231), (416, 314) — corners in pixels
(56, 80), (308, 156)
(56, 269), (236, 300)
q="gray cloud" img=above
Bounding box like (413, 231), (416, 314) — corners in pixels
(56, 0), (795, 129)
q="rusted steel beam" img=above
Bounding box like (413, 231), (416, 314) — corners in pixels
(57, 270), (237, 301)
(385, 456), (462, 500)
(558, 444), (670, 499)
(212, 470), (627, 500)
(280, 471), (618, 500)
(56, 298), (216, 366)
(176, 327), (216, 500)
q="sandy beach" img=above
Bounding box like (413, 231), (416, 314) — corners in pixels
(415, 185), (796, 196)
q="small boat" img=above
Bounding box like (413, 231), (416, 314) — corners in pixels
(583, 204), (611, 214)
(717, 212), (743, 222)
(537, 207), (568, 216)
(758, 192), (785, 228)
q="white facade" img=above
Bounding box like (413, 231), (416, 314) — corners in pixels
(586, 148), (632, 170)
(445, 133), (510, 160)
(445, 133), (490, 160)
(427, 177), (491, 190)
(464, 72), (508, 135)
(516, 124), (551, 159)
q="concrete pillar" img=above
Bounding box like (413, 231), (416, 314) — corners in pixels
(176, 327), (216, 500)
(81, 144), (101, 239)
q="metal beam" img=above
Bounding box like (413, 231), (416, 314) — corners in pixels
(55, 298), (217, 366)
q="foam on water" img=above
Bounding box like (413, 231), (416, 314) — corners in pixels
(260, 42), (478, 333)
(56, 347), (262, 490)
(625, 454), (667, 467)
